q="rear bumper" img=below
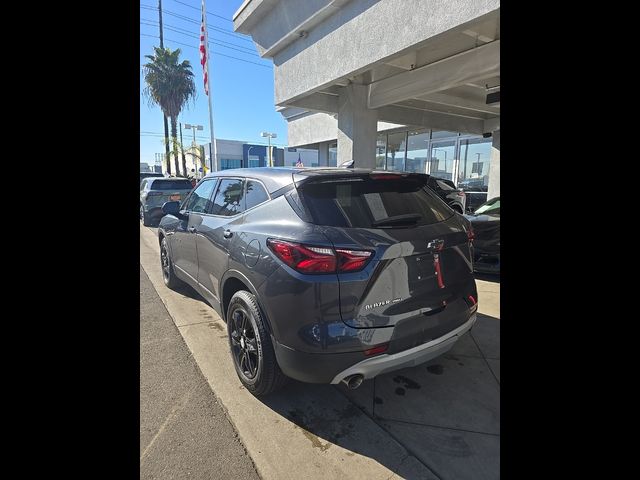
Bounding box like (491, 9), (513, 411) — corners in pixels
(272, 312), (476, 384)
(330, 312), (476, 384)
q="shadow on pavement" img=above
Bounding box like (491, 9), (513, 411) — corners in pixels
(170, 278), (499, 479)
(474, 272), (500, 283)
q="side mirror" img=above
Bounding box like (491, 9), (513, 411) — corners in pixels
(162, 201), (186, 219)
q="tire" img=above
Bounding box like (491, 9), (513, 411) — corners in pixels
(227, 290), (287, 396)
(160, 237), (183, 289)
(141, 204), (152, 226)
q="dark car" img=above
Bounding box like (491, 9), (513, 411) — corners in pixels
(464, 191), (488, 214)
(140, 171), (164, 186)
(158, 168), (478, 396)
(426, 176), (466, 214)
(140, 177), (194, 226)
(464, 197), (500, 274)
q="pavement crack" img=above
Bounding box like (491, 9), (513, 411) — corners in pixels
(140, 386), (196, 464)
(470, 332), (500, 385)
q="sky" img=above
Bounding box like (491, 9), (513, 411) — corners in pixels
(140, 0), (288, 166)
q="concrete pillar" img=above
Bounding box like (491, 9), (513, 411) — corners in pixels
(487, 130), (500, 199)
(318, 142), (329, 166)
(337, 84), (377, 168)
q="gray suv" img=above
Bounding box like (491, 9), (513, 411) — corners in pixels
(158, 168), (478, 396)
(140, 177), (193, 226)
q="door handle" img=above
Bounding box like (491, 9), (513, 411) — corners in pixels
(188, 226), (197, 233)
(223, 229), (233, 239)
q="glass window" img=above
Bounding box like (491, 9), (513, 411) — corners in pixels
(299, 176), (452, 228)
(436, 179), (455, 191)
(386, 132), (407, 171)
(405, 130), (429, 173)
(375, 134), (387, 170)
(458, 137), (492, 189)
(184, 179), (217, 213)
(431, 130), (459, 140)
(475, 197), (500, 215)
(221, 158), (242, 170)
(211, 178), (245, 216)
(245, 180), (269, 210)
(140, 179), (147, 191)
(150, 179), (193, 190)
(429, 140), (456, 181)
(328, 143), (337, 167)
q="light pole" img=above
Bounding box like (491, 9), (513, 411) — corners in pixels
(246, 145), (259, 168)
(260, 132), (277, 167)
(185, 124), (204, 177)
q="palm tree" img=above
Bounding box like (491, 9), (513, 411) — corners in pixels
(143, 47), (196, 177)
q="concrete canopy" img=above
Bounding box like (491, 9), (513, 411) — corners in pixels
(234, 0), (500, 153)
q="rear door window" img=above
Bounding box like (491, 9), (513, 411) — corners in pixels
(211, 178), (245, 216)
(150, 179), (193, 190)
(300, 176), (452, 228)
(245, 180), (269, 210)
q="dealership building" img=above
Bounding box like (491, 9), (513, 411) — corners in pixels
(233, 0), (500, 198)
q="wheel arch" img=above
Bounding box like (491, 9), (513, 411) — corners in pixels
(220, 270), (275, 336)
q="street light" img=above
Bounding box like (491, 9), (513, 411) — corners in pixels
(260, 132), (277, 167)
(246, 145), (259, 168)
(185, 124), (204, 177)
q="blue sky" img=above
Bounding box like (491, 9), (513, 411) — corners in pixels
(140, 0), (287, 165)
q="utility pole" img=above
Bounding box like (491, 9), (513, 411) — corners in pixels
(158, 0), (172, 175)
(179, 122), (186, 177)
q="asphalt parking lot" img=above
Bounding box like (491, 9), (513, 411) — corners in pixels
(141, 224), (500, 479)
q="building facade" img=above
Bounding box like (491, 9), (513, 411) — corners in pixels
(233, 0), (500, 197)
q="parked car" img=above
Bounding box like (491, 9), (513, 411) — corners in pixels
(140, 171), (164, 186)
(158, 168), (478, 396)
(464, 191), (488, 214)
(140, 177), (193, 226)
(426, 176), (466, 213)
(457, 179), (487, 192)
(464, 197), (500, 274)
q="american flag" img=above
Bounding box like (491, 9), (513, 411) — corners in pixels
(199, 0), (209, 96)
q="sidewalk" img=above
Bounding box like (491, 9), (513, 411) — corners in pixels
(140, 265), (260, 480)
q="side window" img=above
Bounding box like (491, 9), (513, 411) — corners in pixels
(436, 179), (455, 191)
(184, 179), (217, 213)
(245, 180), (269, 210)
(211, 179), (245, 216)
(140, 179), (147, 191)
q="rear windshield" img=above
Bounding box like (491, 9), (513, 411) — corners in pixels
(150, 179), (193, 190)
(299, 176), (453, 228)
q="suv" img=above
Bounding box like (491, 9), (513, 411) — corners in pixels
(426, 176), (466, 213)
(158, 168), (478, 396)
(140, 172), (164, 186)
(140, 177), (193, 226)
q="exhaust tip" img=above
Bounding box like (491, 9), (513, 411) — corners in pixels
(341, 374), (364, 390)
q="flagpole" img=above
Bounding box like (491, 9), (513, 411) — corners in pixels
(202, 0), (217, 172)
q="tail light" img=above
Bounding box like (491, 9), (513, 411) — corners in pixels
(364, 343), (388, 356)
(267, 239), (372, 274)
(466, 224), (475, 242)
(335, 249), (372, 272)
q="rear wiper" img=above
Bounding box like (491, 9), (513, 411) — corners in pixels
(372, 213), (421, 227)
